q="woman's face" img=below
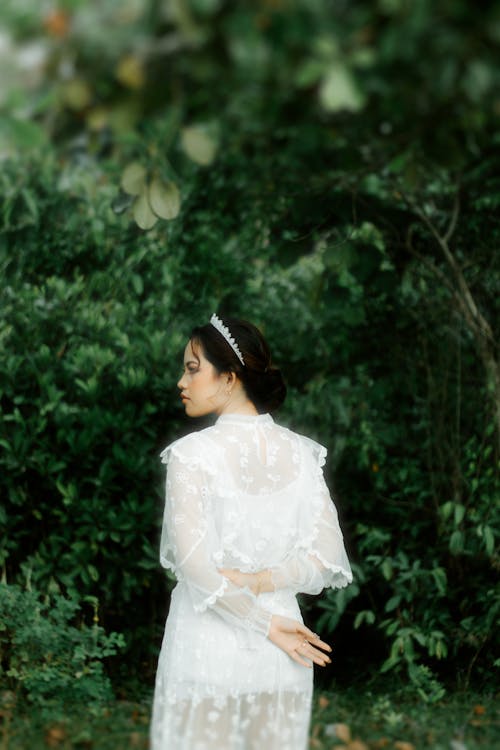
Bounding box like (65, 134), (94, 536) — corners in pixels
(177, 339), (228, 417)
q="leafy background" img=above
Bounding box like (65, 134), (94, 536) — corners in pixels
(0, 0), (499, 735)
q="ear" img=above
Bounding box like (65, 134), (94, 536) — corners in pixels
(224, 371), (237, 387)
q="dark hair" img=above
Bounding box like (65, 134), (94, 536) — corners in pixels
(190, 316), (287, 414)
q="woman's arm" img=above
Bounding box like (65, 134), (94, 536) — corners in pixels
(162, 446), (332, 665)
(220, 478), (352, 597)
(161, 447), (272, 635)
(219, 560), (322, 596)
(217, 567), (274, 594)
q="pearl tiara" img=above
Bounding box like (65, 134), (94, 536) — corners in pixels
(210, 314), (245, 365)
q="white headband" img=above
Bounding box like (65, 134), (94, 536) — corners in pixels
(210, 314), (245, 365)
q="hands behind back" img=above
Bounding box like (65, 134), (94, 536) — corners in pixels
(218, 568), (332, 668)
(218, 567), (261, 594)
(267, 615), (332, 668)
(218, 567), (274, 595)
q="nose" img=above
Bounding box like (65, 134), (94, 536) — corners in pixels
(177, 373), (187, 390)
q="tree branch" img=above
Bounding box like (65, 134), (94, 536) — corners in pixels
(400, 185), (500, 451)
(444, 189), (460, 244)
(405, 193), (495, 348)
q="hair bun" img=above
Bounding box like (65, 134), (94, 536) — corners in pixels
(190, 316), (287, 413)
(252, 366), (286, 413)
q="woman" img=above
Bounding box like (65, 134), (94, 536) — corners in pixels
(151, 314), (352, 750)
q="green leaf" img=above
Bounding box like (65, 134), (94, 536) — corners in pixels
(440, 501), (453, 520)
(380, 655), (399, 673)
(0, 116), (47, 152)
(190, 0), (223, 14)
(181, 126), (217, 166)
(354, 610), (376, 628)
(149, 178), (181, 220)
(435, 640), (447, 659)
(431, 567), (447, 595)
(483, 525), (495, 555)
(412, 631), (427, 647)
(21, 189), (39, 222)
(131, 274), (144, 295)
(454, 503), (466, 525)
(295, 58), (326, 88)
(449, 530), (464, 554)
(60, 79), (92, 110)
(121, 162), (147, 195)
(381, 559), (393, 580)
(319, 64), (366, 113)
(385, 595), (401, 612)
(132, 190), (158, 230)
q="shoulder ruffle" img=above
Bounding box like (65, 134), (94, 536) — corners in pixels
(160, 432), (218, 477)
(297, 433), (327, 471)
(292, 435), (353, 589)
(294, 435), (332, 546)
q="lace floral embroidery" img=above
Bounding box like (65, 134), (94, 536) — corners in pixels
(152, 413), (353, 750)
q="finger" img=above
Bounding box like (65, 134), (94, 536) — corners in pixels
(309, 635), (332, 652)
(296, 629), (332, 653)
(306, 646), (332, 666)
(297, 644), (330, 668)
(311, 653), (329, 667)
(310, 638), (332, 653)
(297, 643), (332, 667)
(289, 650), (312, 668)
(296, 625), (329, 643)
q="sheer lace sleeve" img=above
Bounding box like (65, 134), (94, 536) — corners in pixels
(160, 436), (272, 637)
(270, 437), (352, 595)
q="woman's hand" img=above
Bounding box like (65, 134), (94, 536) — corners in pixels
(267, 615), (332, 668)
(219, 569), (331, 666)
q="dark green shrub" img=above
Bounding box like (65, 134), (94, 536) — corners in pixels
(0, 583), (124, 717)
(0, 129), (498, 692)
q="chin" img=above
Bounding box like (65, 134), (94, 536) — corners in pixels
(184, 402), (213, 419)
(183, 402), (200, 417)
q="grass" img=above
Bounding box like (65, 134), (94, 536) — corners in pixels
(1, 683), (498, 749)
(0, 698), (150, 750)
(310, 681), (499, 750)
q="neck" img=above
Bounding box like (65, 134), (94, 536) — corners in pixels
(218, 391), (258, 417)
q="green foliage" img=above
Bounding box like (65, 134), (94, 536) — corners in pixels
(0, 153), (183, 663)
(0, 0), (498, 696)
(1, 138), (498, 688)
(310, 683), (500, 750)
(5, 684), (499, 750)
(0, 583), (124, 717)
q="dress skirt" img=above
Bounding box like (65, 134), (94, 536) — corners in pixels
(150, 583), (313, 750)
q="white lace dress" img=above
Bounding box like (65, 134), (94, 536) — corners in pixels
(150, 413), (352, 750)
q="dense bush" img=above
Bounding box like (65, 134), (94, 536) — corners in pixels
(1, 143), (498, 694)
(0, 154), (181, 667)
(0, 582), (124, 717)
(0, 0), (498, 697)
